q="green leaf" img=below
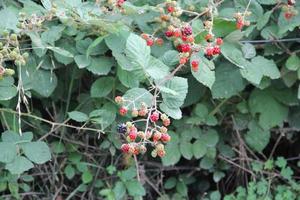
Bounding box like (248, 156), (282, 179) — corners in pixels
(191, 55), (215, 88)
(146, 57), (169, 80)
(68, 111), (89, 122)
(221, 42), (247, 68)
(161, 76), (188, 108)
(86, 57), (114, 75)
(211, 63), (246, 99)
(22, 142), (51, 164)
(82, 170), (93, 184)
(0, 77), (18, 101)
(160, 50), (179, 66)
(74, 55), (91, 69)
(0, 7), (18, 31)
(126, 180), (146, 196)
(41, 25), (65, 45)
(249, 89), (288, 129)
(90, 77), (114, 98)
(286, 54), (300, 71)
(89, 103), (116, 129)
(213, 171), (225, 183)
(245, 121), (270, 152)
(192, 139), (207, 159)
(242, 43), (256, 59)
(86, 36), (105, 57)
(0, 142), (17, 163)
(202, 129), (219, 147)
(64, 165), (76, 180)
(257, 11), (272, 30)
(159, 103), (182, 120)
(125, 33), (150, 70)
(113, 181), (126, 200)
(5, 156), (34, 174)
(164, 177), (177, 189)
(180, 141), (193, 160)
(48, 46), (74, 57)
(117, 66), (142, 88)
(122, 88), (153, 110)
(2, 131), (33, 143)
(162, 137), (181, 166)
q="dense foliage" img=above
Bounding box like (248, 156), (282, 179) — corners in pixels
(0, 0), (300, 199)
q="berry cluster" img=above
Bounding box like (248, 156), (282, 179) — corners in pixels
(115, 96), (171, 158)
(234, 12), (251, 30)
(141, 33), (164, 46)
(282, 0), (298, 20)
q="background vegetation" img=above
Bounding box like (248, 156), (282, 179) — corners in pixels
(0, 0), (300, 199)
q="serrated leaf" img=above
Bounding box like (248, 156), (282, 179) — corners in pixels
(5, 156), (34, 174)
(74, 55), (91, 69)
(242, 43), (256, 59)
(86, 57), (114, 75)
(0, 77), (18, 101)
(48, 46), (74, 58)
(22, 142), (51, 164)
(122, 88), (153, 110)
(191, 55), (215, 88)
(0, 142), (17, 163)
(180, 141), (193, 160)
(146, 57), (169, 80)
(126, 180), (146, 196)
(286, 54), (300, 71)
(91, 77), (114, 98)
(245, 121), (270, 152)
(192, 139), (207, 159)
(159, 103), (182, 119)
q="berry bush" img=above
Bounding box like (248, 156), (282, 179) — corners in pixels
(0, 0), (300, 199)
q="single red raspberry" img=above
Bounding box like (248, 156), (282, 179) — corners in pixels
(167, 6), (175, 13)
(147, 39), (154, 46)
(180, 44), (191, 52)
(165, 30), (173, 37)
(216, 38), (223, 45)
(236, 19), (244, 30)
(153, 131), (162, 142)
(161, 133), (171, 143)
(182, 25), (193, 36)
(187, 36), (194, 43)
(173, 29), (182, 37)
(138, 108), (148, 117)
(191, 60), (199, 72)
(119, 107), (128, 116)
(128, 130), (137, 141)
(150, 112), (159, 122)
(141, 33), (149, 40)
(284, 12), (293, 20)
(181, 35), (188, 41)
(121, 144), (130, 153)
(155, 38), (164, 46)
(163, 118), (171, 126)
(213, 46), (221, 55)
(205, 47), (214, 56)
(179, 57), (188, 64)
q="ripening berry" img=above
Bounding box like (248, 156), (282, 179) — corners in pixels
(151, 149), (157, 157)
(157, 149), (166, 157)
(139, 145), (147, 154)
(216, 38), (223, 45)
(205, 47), (214, 57)
(165, 30), (173, 37)
(173, 29), (182, 37)
(284, 12), (293, 20)
(115, 96), (123, 104)
(155, 38), (164, 46)
(153, 131), (162, 142)
(191, 60), (199, 72)
(161, 133), (171, 143)
(236, 19), (244, 30)
(167, 6), (175, 13)
(213, 46), (221, 55)
(128, 130), (137, 141)
(205, 34), (213, 42)
(160, 126), (168, 133)
(119, 107), (128, 116)
(180, 44), (191, 52)
(181, 35), (188, 41)
(131, 146), (139, 155)
(138, 108), (148, 117)
(150, 112), (160, 122)
(147, 39), (154, 46)
(160, 113), (168, 120)
(187, 36), (194, 43)
(131, 108), (139, 117)
(179, 57), (188, 64)
(163, 118), (171, 126)
(116, 0), (125, 7)
(138, 131), (145, 139)
(156, 143), (164, 151)
(121, 144), (130, 153)
(141, 33), (149, 40)
(182, 25), (193, 36)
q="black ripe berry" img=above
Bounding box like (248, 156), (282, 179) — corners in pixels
(117, 123), (127, 134)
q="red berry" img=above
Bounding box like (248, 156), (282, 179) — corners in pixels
(165, 30), (173, 37)
(150, 112), (159, 122)
(182, 25), (193, 36)
(147, 39), (154, 46)
(181, 35), (188, 41)
(167, 6), (175, 13)
(161, 133), (171, 143)
(179, 57), (188, 65)
(155, 38), (164, 46)
(173, 29), (182, 37)
(119, 107), (128, 116)
(216, 38), (223, 45)
(213, 46), (221, 55)
(205, 47), (214, 56)
(236, 19), (244, 30)
(121, 144), (130, 153)
(187, 36), (194, 43)
(191, 60), (199, 72)
(128, 130), (137, 141)
(180, 44), (191, 52)
(138, 108), (148, 117)
(284, 12), (293, 20)
(157, 149), (166, 157)
(116, 0), (125, 7)
(141, 33), (149, 40)
(163, 118), (171, 126)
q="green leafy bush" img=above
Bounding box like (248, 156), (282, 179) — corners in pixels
(0, 0), (300, 199)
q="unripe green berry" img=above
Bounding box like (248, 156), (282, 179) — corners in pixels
(4, 68), (15, 76)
